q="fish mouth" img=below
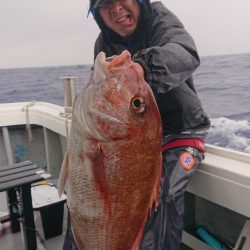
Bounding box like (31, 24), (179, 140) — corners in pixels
(95, 50), (131, 70)
(92, 52), (108, 85)
(93, 51), (131, 89)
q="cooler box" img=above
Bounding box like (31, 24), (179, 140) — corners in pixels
(31, 184), (67, 239)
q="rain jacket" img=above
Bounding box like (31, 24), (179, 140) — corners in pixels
(93, 1), (210, 138)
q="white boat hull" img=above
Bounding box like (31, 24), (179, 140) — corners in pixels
(0, 102), (249, 249)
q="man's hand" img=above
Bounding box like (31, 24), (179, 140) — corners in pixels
(133, 62), (144, 79)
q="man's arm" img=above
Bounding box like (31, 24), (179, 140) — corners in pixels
(133, 2), (200, 93)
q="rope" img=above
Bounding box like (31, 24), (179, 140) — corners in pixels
(22, 101), (36, 143)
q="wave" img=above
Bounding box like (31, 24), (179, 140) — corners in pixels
(206, 117), (250, 153)
(225, 112), (250, 122)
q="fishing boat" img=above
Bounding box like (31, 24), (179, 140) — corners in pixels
(0, 78), (249, 250)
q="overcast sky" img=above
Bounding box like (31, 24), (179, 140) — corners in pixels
(1, 0), (250, 69)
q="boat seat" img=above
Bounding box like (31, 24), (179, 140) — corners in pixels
(0, 161), (49, 249)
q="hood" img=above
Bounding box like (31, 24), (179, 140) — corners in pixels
(89, 0), (152, 45)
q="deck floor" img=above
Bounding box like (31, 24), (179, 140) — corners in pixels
(0, 230), (65, 250)
(0, 205), (67, 250)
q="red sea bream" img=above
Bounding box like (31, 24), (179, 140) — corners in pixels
(58, 50), (162, 250)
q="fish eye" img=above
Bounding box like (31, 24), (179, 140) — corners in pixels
(131, 96), (146, 114)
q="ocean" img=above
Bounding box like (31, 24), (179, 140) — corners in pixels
(0, 53), (250, 153)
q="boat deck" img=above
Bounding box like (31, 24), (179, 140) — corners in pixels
(0, 205), (67, 250)
(0, 230), (65, 250)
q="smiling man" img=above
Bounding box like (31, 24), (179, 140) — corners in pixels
(97, 0), (140, 37)
(63, 1), (210, 249)
(90, 0), (146, 77)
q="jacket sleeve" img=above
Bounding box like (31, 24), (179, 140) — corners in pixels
(133, 3), (200, 93)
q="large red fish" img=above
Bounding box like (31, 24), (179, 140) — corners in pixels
(58, 50), (162, 250)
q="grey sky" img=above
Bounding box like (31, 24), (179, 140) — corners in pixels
(1, 0), (250, 69)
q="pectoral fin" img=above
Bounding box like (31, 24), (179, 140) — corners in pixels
(88, 145), (111, 216)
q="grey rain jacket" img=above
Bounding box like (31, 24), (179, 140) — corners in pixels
(93, 1), (210, 136)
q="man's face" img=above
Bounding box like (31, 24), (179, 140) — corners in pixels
(98, 0), (141, 37)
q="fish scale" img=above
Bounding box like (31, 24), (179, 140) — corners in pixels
(59, 50), (162, 249)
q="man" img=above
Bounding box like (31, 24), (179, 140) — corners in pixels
(64, 0), (210, 249)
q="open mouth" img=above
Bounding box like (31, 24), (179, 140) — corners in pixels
(116, 14), (132, 25)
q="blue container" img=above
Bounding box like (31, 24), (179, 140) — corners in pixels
(197, 227), (229, 250)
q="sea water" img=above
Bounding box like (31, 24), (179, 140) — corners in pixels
(0, 53), (250, 153)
